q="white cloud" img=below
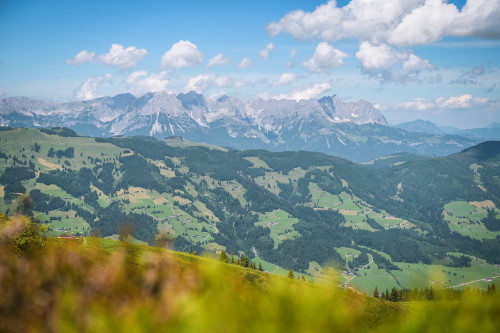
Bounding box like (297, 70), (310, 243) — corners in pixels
(75, 73), (112, 101)
(436, 94), (489, 109)
(207, 53), (231, 68)
(259, 43), (275, 60)
(400, 54), (434, 78)
(237, 57), (253, 69)
(274, 83), (332, 101)
(185, 74), (247, 93)
(286, 49), (297, 68)
(273, 73), (300, 86)
(66, 44), (147, 68)
(450, 0), (500, 39)
(234, 80), (247, 88)
(185, 74), (227, 92)
(65, 50), (96, 65)
(397, 98), (436, 111)
(97, 44), (148, 68)
(356, 41), (433, 81)
(268, 0), (500, 47)
(126, 71), (170, 96)
(373, 103), (388, 111)
(387, 1), (458, 46)
(208, 90), (227, 101)
(398, 94), (492, 111)
(303, 42), (348, 72)
(356, 42), (401, 71)
(161, 40), (203, 71)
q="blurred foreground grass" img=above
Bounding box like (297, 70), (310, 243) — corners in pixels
(0, 215), (498, 332)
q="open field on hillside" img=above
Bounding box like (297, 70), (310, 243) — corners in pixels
(0, 128), (125, 172)
(309, 183), (415, 232)
(339, 252), (500, 294)
(444, 200), (500, 240)
(255, 209), (301, 248)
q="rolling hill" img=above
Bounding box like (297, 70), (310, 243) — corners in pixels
(0, 127), (499, 293)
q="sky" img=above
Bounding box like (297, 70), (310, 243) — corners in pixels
(0, 0), (499, 128)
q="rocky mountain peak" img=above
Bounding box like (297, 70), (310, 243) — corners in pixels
(177, 90), (207, 110)
(1, 92), (390, 148)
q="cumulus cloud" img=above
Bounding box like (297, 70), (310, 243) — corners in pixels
(126, 71), (170, 96)
(237, 57), (253, 69)
(356, 41), (433, 81)
(66, 44), (147, 68)
(97, 44), (148, 68)
(398, 94), (492, 110)
(436, 94), (489, 109)
(274, 83), (332, 101)
(207, 53), (231, 68)
(273, 73), (300, 86)
(268, 0), (500, 47)
(450, 0), (500, 39)
(161, 40), (203, 71)
(75, 73), (112, 101)
(65, 50), (96, 65)
(356, 42), (401, 72)
(397, 97), (436, 111)
(303, 42), (348, 72)
(387, 0), (458, 46)
(259, 43), (275, 60)
(400, 54), (434, 78)
(185, 74), (247, 93)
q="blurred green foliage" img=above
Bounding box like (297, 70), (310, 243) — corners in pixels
(0, 213), (45, 255)
(0, 215), (498, 332)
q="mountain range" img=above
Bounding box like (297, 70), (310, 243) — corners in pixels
(0, 92), (479, 162)
(396, 119), (500, 141)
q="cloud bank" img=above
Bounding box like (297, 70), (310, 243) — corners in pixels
(75, 73), (112, 100)
(66, 44), (147, 68)
(268, 0), (500, 47)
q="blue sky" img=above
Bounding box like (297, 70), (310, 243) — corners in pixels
(0, 0), (499, 128)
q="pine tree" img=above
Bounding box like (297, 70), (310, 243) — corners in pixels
(258, 263), (264, 271)
(373, 286), (379, 298)
(301, 275), (306, 281)
(288, 270), (295, 279)
(219, 250), (228, 263)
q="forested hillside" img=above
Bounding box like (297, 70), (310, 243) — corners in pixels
(0, 127), (499, 292)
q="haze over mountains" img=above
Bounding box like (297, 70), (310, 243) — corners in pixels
(0, 92), (481, 162)
(396, 119), (500, 141)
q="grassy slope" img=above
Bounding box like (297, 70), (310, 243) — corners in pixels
(1, 236), (499, 332)
(0, 236), (410, 332)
